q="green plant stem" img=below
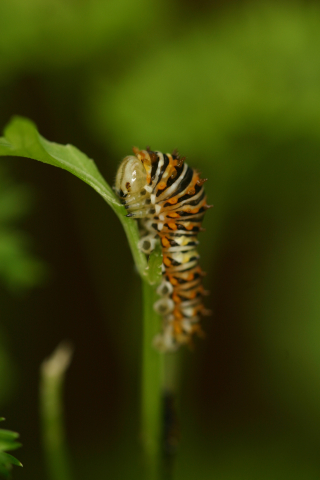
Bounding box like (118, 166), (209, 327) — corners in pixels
(117, 213), (148, 277)
(141, 280), (164, 480)
(39, 342), (74, 480)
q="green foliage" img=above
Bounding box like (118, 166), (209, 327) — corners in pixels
(0, 164), (45, 292)
(0, 0), (166, 80)
(0, 419), (22, 479)
(88, 2), (320, 158)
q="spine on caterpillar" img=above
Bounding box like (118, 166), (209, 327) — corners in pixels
(115, 147), (211, 352)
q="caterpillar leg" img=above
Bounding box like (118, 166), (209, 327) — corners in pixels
(138, 234), (158, 254)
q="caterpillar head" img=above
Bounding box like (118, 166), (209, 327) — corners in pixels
(115, 155), (147, 197)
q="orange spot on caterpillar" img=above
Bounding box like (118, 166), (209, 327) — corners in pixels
(173, 309), (183, 320)
(168, 275), (178, 286)
(172, 293), (181, 304)
(173, 321), (182, 335)
(187, 187), (196, 195)
(168, 222), (178, 230)
(185, 223), (194, 230)
(163, 256), (171, 267)
(168, 212), (180, 218)
(168, 197), (178, 205)
(161, 237), (170, 248)
(158, 182), (166, 190)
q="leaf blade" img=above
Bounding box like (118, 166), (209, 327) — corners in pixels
(0, 116), (118, 208)
(0, 421), (22, 476)
(0, 452), (22, 468)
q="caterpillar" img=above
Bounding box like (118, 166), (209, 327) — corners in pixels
(115, 147), (211, 352)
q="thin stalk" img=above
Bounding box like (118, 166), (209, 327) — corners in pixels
(117, 212), (148, 278)
(39, 342), (74, 480)
(141, 280), (164, 480)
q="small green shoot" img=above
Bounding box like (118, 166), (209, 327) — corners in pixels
(0, 418), (22, 479)
(40, 342), (74, 480)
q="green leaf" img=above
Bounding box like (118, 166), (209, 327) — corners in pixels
(0, 430), (19, 442)
(0, 116), (147, 278)
(0, 442), (21, 453)
(0, 116), (117, 207)
(0, 453), (22, 468)
(0, 427), (21, 452)
(0, 420), (22, 477)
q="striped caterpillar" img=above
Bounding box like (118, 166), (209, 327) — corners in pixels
(115, 147), (211, 352)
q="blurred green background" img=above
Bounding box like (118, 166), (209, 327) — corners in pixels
(1, 0), (320, 478)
